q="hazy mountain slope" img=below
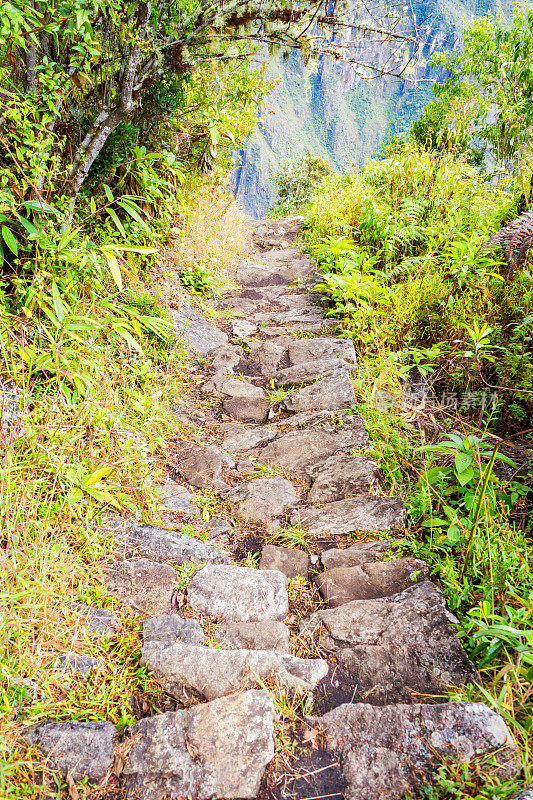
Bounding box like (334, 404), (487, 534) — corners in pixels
(234, 0), (513, 218)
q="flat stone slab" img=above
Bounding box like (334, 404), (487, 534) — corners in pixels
(320, 540), (401, 570)
(283, 371), (356, 413)
(172, 305), (228, 354)
(222, 425), (278, 453)
(216, 620), (290, 652)
(113, 523), (231, 566)
(123, 690), (275, 800)
(188, 565), (288, 622)
(233, 318), (258, 338)
(236, 265), (290, 287)
(206, 374), (270, 423)
(301, 581), (478, 704)
(143, 615), (204, 651)
(315, 558), (430, 606)
(105, 559), (175, 616)
(211, 343), (243, 374)
(226, 477), (298, 524)
(288, 337), (356, 366)
(254, 339), (290, 377)
(259, 544), (309, 578)
(307, 454), (380, 503)
(260, 428), (368, 482)
(292, 496), (406, 534)
(73, 604), (121, 636)
(171, 443), (229, 490)
(58, 653), (98, 677)
(309, 701), (519, 800)
(23, 720), (116, 781)
(277, 410), (367, 437)
(158, 481), (199, 518)
(142, 641), (328, 701)
(275, 358), (351, 387)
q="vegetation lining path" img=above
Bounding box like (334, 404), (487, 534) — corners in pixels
(22, 217), (522, 800)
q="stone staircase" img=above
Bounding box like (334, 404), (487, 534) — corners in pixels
(24, 217), (522, 799)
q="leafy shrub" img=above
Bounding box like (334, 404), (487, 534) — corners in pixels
(272, 150), (332, 213)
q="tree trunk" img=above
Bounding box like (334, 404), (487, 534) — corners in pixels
(63, 1), (152, 218)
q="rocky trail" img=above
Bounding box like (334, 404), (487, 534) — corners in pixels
(24, 217), (524, 800)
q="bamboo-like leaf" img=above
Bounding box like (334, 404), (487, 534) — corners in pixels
(51, 281), (65, 324)
(103, 185), (114, 202)
(109, 245), (158, 254)
(106, 207), (125, 237)
(23, 200), (59, 215)
(102, 248), (123, 290)
(82, 464), (115, 488)
(114, 325), (144, 354)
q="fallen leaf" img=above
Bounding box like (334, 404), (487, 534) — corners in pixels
(302, 726), (320, 750)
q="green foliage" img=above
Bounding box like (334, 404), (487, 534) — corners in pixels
(179, 264), (214, 295)
(272, 150), (332, 213)
(305, 128), (533, 775)
(305, 144), (533, 408)
(419, 8), (533, 181)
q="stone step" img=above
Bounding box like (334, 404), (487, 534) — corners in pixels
(301, 580), (478, 706)
(291, 496), (406, 535)
(141, 639), (328, 702)
(308, 701), (519, 800)
(124, 690), (276, 799)
(314, 557), (428, 606)
(112, 521), (231, 565)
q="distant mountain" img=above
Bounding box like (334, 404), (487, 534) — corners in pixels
(234, 0), (513, 218)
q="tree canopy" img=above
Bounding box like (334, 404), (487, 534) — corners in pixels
(0, 0), (419, 218)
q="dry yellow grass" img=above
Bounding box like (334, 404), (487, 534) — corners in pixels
(162, 181), (251, 297)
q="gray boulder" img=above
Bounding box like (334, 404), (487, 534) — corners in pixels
(172, 305), (228, 354)
(141, 641), (328, 701)
(188, 565), (288, 622)
(172, 443), (230, 491)
(123, 690), (275, 800)
(292, 496), (406, 535)
(206, 374), (270, 423)
(23, 720), (115, 781)
(221, 425), (278, 453)
(320, 540), (400, 570)
(288, 336), (356, 366)
(283, 371), (356, 412)
(259, 545), (309, 579)
(216, 620), (290, 652)
(310, 701), (519, 800)
(315, 558), (429, 606)
(232, 318), (258, 338)
(226, 478), (298, 524)
(260, 428), (368, 482)
(57, 654), (98, 677)
(276, 409), (367, 437)
(301, 581), (478, 703)
(113, 523), (230, 566)
(143, 614), (204, 650)
(158, 481), (199, 518)
(211, 343), (243, 373)
(307, 454), (380, 503)
(254, 340), (290, 377)
(105, 559), (175, 616)
(275, 358), (350, 388)
(511, 789), (533, 800)
(73, 605), (121, 636)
